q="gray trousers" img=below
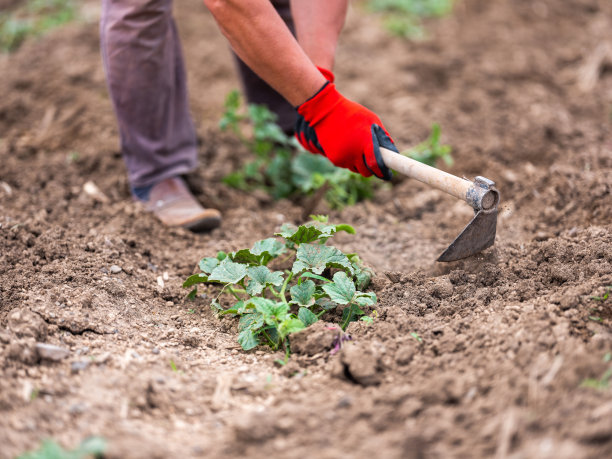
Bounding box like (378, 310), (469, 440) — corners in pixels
(100, 0), (296, 188)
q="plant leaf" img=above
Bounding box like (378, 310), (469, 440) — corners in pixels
(298, 307), (318, 327)
(239, 311), (264, 332)
(230, 248), (262, 265)
(208, 259), (248, 284)
(300, 272), (332, 283)
(251, 237), (286, 264)
(278, 222), (356, 245)
(279, 318), (305, 339)
(198, 257), (220, 274)
(246, 266), (284, 296)
(322, 272), (356, 305)
(250, 298), (289, 323)
(292, 244), (354, 275)
(355, 292), (377, 306)
(238, 329), (260, 350)
(183, 273), (209, 288)
(290, 279), (316, 307)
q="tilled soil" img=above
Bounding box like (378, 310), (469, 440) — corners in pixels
(1, 0), (611, 457)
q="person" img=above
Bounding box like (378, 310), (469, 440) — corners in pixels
(100, 0), (398, 231)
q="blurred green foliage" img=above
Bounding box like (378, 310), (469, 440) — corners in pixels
(220, 90), (378, 209)
(368, 0), (454, 39)
(402, 123), (453, 167)
(17, 437), (106, 459)
(0, 0), (76, 53)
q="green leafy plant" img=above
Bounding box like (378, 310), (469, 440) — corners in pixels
(184, 216), (376, 351)
(18, 437), (106, 459)
(220, 90), (378, 209)
(410, 332), (423, 342)
(368, 0), (454, 39)
(401, 123), (453, 167)
(0, 0), (77, 53)
(591, 286), (611, 302)
(581, 368), (612, 391)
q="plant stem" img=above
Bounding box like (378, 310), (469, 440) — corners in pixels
(226, 286), (244, 301)
(279, 272), (293, 304)
(261, 329), (276, 349)
(341, 304), (355, 331)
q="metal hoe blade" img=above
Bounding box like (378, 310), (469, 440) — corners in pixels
(437, 209), (498, 262)
(437, 176), (500, 262)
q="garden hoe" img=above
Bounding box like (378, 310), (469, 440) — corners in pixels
(379, 148), (500, 262)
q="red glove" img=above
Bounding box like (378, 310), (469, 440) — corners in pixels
(295, 69), (398, 180)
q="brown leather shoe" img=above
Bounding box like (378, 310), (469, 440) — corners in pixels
(144, 177), (221, 232)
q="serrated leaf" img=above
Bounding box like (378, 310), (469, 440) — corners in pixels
(290, 280), (316, 307)
(322, 272), (356, 305)
(251, 237), (286, 264)
(246, 266), (284, 296)
(239, 311), (264, 332)
(208, 259), (248, 284)
(238, 329), (259, 350)
(277, 225), (325, 244)
(198, 257), (219, 274)
(250, 298), (289, 323)
(298, 307), (318, 326)
(292, 244), (354, 275)
(277, 222), (355, 245)
(183, 273), (209, 288)
(230, 248), (262, 265)
(279, 318), (305, 339)
(355, 292), (377, 306)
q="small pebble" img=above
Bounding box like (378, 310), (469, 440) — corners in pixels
(71, 361), (90, 373)
(36, 343), (70, 361)
(110, 265), (122, 274)
(152, 347), (160, 355)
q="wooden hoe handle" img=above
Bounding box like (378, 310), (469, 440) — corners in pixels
(379, 147), (499, 211)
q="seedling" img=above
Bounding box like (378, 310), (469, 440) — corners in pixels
(220, 91), (378, 209)
(1, 0), (77, 53)
(591, 286), (611, 302)
(184, 216), (377, 351)
(18, 437), (106, 459)
(368, 0), (454, 39)
(410, 332), (423, 342)
(401, 123), (453, 168)
(580, 368), (612, 391)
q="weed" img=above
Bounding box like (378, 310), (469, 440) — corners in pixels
(581, 368), (612, 391)
(184, 216), (376, 351)
(591, 286), (611, 302)
(401, 123), (453, 167)
(220, 91), (378, 209)
(17, 437), (106, 459)
(0, 0), (77, 53)
(169, 359), (179, 372)
(410, 332), (423, 342)
(368, 0), (454, 39)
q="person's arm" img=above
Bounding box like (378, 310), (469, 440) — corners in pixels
(290, 0), (348, 71)
(203, 0), (325, 106)
(204, 0), (398, 180)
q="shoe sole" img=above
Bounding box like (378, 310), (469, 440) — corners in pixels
(182, 215), (222, 232)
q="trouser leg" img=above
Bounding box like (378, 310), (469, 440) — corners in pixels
(233, 0), (297, 134)
(100, 0), (198, 189)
